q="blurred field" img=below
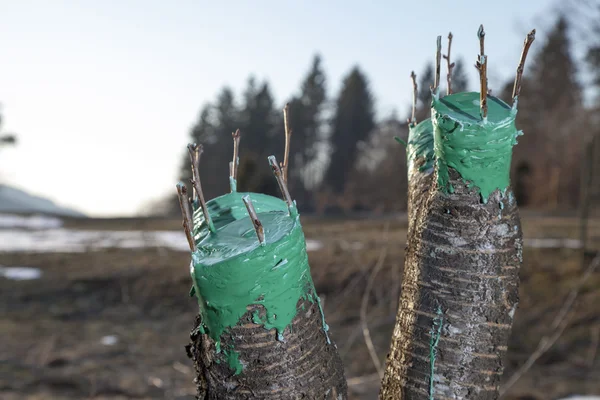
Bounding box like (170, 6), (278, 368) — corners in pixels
(1, 213), (599, 400)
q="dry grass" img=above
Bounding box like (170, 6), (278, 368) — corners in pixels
(0, 214), (599, 399)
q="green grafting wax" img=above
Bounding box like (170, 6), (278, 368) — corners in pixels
(428, 306), (443, 399)
(407, 118), (435, 173)
(189, 192), (321, 373)
(192, 192), (288, 241)
(224, 347), (243, 375)
(432, 92), (522, 202)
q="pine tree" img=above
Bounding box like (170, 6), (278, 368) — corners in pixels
(415, 64), (434, 122)
(323, 66), (375, 194)
(238, 78), (280, 195)
(518, 15), (583, 208)
(178, 87), (241, 206)
(586, 4), (600, 96)
(286, 55), (327, 200)
(530, 15), (581, 111)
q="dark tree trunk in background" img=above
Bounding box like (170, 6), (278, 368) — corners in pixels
(323, 67), (375, 195)
(380, 169), (523, 399)
(187, 295), (347, 400)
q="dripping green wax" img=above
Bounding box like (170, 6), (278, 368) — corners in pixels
(406, 118), (435, 173)
(432, 92), (523, 201)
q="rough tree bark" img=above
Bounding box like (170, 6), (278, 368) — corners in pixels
(381, 170), (522, 399)
(187, 297), (347, 399)
(381, 91), (525, 399)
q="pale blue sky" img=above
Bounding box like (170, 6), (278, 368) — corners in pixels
(0, 0), (562, 216)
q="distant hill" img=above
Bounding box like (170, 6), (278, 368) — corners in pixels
(0, 184), (86, 217)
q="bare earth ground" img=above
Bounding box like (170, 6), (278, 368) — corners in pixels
(1, 213), (599, 400)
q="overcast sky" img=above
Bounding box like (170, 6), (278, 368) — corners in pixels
(0, 0), (561, 216)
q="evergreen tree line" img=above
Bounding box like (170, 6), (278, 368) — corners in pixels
(173, 13), (599, 215)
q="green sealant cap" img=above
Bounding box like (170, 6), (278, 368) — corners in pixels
(432, 91), (522, 202)
(407, 118), (435, 173)
(192, 192), (288, 242)
(189, 192), (323, 373)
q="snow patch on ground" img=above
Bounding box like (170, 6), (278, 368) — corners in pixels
(524, 238), (582, 249)
(0, 214), (584, 254)
(0, 229), (190, 253)
(557, 397), (600, 400)
(0, 214), (63, 229)
(0, 229), (326, 253)
(100, 335), (119, 346)
(305, 239), (324, 252)
(0, 266), (43, 280)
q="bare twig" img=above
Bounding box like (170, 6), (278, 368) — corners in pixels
(176, 183), (197, 252)
(409, 71), (418, 126)
(187, 144), (201, 202)
(346, 373), (380, 387)
(432, 36), (442, 95)
(511, 29), (536, 105)
(187, 143), (215, 232)
(341, 314), (397, 357)
(282, 103), (292, 183)
(231, 129), (241, 183)
(173, 361), (192, 376)
(443, 32), (455, 95)
(268, 155), (293, 208)
(242, 195), (265, 244)
(476, 25), (488, 119)
(499, 253), (600, 397)
(360, 222), (390, 380)
(478, 24), (485, 55)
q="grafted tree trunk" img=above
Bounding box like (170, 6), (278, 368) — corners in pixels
(381, 92), (524, 399)
(381, 171), (522, 399)
(184, 191), (347, 400)
(187, 295), (347, 399)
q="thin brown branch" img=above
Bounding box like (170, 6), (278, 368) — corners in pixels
(476, 25), (488, 119)
(268, 155), (293, 208)
(432, 36), (442, 94)
(186, 144), (202, 202)
(360, 222), (390, 380)
(499, 253), (600, 397)
(231, 129), (241, 182)
(241, 195), (264, 244)
(410, 71), (418, 125)
(443, 32), (455, 95)
(176, 183), (196, 252)
(346, 373), (380, 387)
(511, 29), (536, 104)
(282, 103), (292, 183)
(478, 24), (485, 56)
(187, 143), (215, 232)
